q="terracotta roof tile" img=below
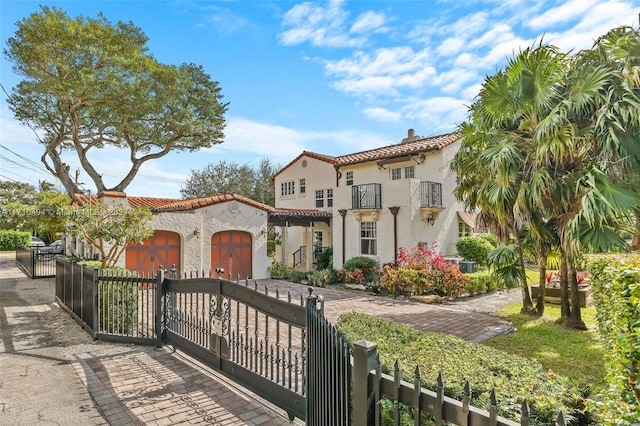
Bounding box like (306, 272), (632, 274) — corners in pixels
(334, 132), (460, 166)
(271, 151), (338, 181)
(271, 132), (460, 179)
(152, 193), (275, 213)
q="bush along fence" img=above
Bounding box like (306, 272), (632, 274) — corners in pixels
(55, 258), (567, 425)
(351, 340), (568, 426)
(55, 257), (157, 344)
(587, 253), (640, 425)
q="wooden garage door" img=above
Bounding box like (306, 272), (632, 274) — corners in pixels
(211, 231), (252, 279)
(126, 231), (181, 275)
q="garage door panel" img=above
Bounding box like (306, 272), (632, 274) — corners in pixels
(211, 231), (252, 279)
(126, 230), (181, 275)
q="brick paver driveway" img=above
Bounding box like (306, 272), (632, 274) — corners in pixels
(254, 280), (515, 343)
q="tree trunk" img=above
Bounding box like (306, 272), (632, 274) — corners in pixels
(513, 231), (534, 314)
(535, 242), (547, 316)
(632, 209), (640, 250)
(566, 254), (587, 330)
(557, 248), (571, 323)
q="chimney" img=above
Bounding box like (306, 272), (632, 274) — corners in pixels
(401, 128), (418, 144)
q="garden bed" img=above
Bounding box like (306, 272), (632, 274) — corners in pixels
(530, 285), (594, 307)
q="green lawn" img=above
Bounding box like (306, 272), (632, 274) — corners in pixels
(483, 303), (605, 389)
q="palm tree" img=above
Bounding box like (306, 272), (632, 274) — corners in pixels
(453, 44), (568, 315)
(454, 28), (640, 327)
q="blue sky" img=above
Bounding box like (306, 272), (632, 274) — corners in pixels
(1, 0), (638, 198)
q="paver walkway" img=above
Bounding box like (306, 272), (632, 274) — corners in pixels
(253, 280), (516, 342)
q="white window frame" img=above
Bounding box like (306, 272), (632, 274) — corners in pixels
(404, 166), (415, 179)
(281, 181), (295, 196)
(346, 171), (354, 186)
(315, 190), (324, 208)
(360, 221), (377, 255)
(391, 167), (402, 180)
(299, 178), (306, 194)
(327, 189), (333, 207)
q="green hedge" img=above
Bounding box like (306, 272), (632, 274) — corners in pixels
(0, 230), (30, 251)
(456, 235), (495, 266)
(79, 261), (139, 335)
(338, 312), (592, 424)
(587, 253), (640, 425)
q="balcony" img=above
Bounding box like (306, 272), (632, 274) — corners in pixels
(420, 181), (444, 222)
(352, 183), (382, 209)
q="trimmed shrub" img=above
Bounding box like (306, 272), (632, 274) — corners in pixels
(587, 253), (640, 425)
(381, 246), (469, 299)
(289, 269), (307, 283)
(315, 247), (333, 270)
(339, 256), (379, 283)
(456, 235), (495, 266)
(79, 261), (138, 334)
(268, 260), (292, 279)
(465, 270), (494, 295)
(0, 230), (30, 251)
(338, 312), (592, 424)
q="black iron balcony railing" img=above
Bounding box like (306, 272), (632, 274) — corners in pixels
(420, 181), (443, 208)
(352, 183), (382, 209)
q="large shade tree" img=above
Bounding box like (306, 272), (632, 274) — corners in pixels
(4, 6), (228, 198)
(181, 158), (279, 205)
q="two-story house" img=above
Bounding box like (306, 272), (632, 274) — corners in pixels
(271, 129), (474, 271)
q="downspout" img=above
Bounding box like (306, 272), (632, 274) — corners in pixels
(338, 209), (347, 266)
(389, 207), (400, 264)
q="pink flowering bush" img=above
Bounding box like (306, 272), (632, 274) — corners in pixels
(381, 244), (470, 299)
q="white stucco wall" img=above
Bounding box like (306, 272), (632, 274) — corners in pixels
(150, 202), (270, 279)
(275, 139), (466, 271)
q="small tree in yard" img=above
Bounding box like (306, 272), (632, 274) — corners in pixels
(71, 201), (153, 268)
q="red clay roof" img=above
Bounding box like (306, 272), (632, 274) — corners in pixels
(271, 132), (460, 180)
(151, 193), (276, 213)
(270, 150), (339, 181)
(334, 132), (460, 166)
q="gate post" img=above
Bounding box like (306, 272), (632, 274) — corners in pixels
(155, 266), (165, 348)
(91, 266), (99, 340)
(352, 340), (378, 425)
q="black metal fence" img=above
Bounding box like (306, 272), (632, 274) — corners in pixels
(16, 244), (63, 278)
(55, 258), (158, 344)
(351, 341), (568, 426)
(306, 293), (352, 426)
(55, 260), (567, 425)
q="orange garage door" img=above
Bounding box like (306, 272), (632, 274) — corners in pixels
(211, 231), (252, 279)
(126, 230), (181, 275)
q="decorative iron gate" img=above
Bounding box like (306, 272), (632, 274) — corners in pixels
(306, 293), (352, 426)
(160, 273), (309, 421)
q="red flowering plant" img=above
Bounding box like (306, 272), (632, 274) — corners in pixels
(381, 243), (470, 299)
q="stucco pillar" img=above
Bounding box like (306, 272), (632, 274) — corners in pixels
(281, 225), (288, 266)
(305, 225), (313, 271)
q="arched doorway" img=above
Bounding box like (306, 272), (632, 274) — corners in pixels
(126, 230), (181, 275)
(211, 231), (252, 279)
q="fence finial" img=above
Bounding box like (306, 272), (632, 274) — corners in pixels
(521, 401), (530, 426)
(463, 380), (471, 412)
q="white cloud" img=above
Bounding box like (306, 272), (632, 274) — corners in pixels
(362, 107), (401, 122)
(350, 11), (388, 34)
(401, 97), (469, 133)
(280, 0), (366, 48)
(527, 0), (599, 31)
